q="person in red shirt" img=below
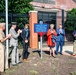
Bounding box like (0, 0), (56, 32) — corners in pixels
(47, 24), (57, 58)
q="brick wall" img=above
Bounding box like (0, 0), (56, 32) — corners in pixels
(56, 0), (76, 10)
(31, 0), (76, 11)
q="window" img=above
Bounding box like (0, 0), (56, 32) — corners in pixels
(38, 11), (56, 27)
(33, 0), (56, 4)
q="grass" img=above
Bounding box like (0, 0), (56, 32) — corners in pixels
(29, 70), (38, 75)
(51, 66), (56, 72)
(5, 69), (15, 75)
(67, 61), (75, 64)
(70, 72), (76, 75)
(40, 58), (45, 61)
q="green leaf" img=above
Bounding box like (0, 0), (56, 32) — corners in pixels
(65, 8), (76, 31)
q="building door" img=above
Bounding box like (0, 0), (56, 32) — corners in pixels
(38, 11), (57, 42)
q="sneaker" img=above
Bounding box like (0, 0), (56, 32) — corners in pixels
(60, 53), (63, 55)
(55, 52), (58, 55)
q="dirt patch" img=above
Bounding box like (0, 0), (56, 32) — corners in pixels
(4, 48), (76, 75)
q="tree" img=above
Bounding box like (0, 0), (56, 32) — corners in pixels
(0, 0), (34, 44)
(0, 0), (34, 13)
(65, 8), (76, 31)
(0, 0), (34, 27)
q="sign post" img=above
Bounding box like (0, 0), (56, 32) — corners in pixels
(40, 36), (42, 59)
(34, 21), (48, 59)
(38, 32), (44, 59)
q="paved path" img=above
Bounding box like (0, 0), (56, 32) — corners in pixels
(41, 43), (74, 56)
(42, 45), (73, 52)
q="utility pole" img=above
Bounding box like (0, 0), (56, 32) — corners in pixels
(5, 0), (9, 68)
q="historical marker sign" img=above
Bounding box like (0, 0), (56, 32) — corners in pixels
(34, 23), (48, 59)
(34, 23), (48, 33)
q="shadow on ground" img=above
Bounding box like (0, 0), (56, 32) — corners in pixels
(65, 50), (73, 55)
(32, 50), (50, 56)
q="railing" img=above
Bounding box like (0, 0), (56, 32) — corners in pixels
(0, 13), (29, 23)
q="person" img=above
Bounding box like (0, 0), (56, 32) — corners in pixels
(55, 24), (65, 55)
(72, 29), (76, 56)
(47, 24), (57, 58)
(0, 23), (11, 72)
(21, 24), (30, 62)
(9, 22), (22, 66)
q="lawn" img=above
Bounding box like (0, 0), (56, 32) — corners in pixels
(4, 48), (76, 75)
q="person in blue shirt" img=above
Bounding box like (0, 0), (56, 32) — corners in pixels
(55, 24), (65, 55)
(21, 24), (30, 62)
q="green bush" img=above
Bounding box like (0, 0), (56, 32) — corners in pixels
(65, 8), (76, 31)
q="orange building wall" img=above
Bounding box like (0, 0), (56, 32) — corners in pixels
(29, 11), (38, 49)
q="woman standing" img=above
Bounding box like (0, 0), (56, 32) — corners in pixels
(21, 24), (30, 62)
(47, 24), (57, 57)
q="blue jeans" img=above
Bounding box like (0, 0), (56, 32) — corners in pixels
(56, 41), (64, 54)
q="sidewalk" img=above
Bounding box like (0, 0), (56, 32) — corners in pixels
(41, 42), (74, 56)
(42, 45), (73, 52)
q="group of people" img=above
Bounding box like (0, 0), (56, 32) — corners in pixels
(0, 22), (76, 73)
(0, 22), (30, 73)
(47, 24), (76, 58)
(9, 22), (30, 66)
(47, 24), (65, 58)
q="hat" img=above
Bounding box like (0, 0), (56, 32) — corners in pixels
(11, 22), (17, 25)
(0, 23), (5, 26)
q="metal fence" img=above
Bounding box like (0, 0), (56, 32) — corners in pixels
(0, 13), (29, 29)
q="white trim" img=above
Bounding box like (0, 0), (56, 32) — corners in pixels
(34, 7), (59, 12)
(29, 11), (38, 13)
